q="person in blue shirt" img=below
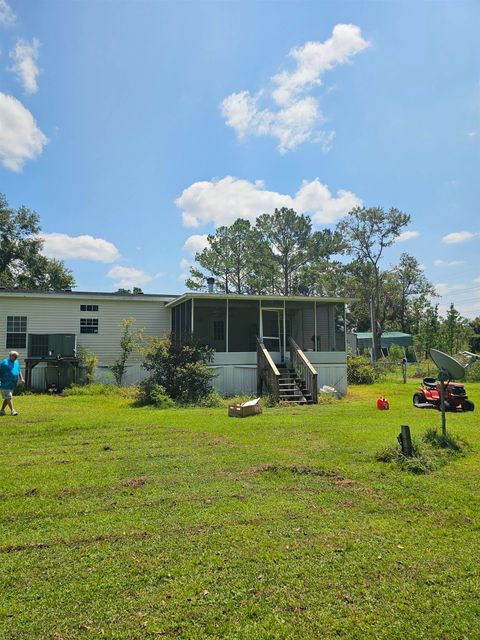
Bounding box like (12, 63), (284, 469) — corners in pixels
(0, 351), (25, 416)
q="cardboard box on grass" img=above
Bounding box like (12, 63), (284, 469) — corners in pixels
(228, 398), (262, 418)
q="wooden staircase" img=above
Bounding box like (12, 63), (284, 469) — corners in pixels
(257, 336), (318, 405)
(277, 366), (314, 404)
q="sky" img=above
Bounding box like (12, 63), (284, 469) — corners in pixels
(0, 0), (479, 318)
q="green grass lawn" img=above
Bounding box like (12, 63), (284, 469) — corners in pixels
(1, 382), (479, 639)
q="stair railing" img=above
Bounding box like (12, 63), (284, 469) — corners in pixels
(256, 337), (280, 402)
(289, 337), (318, 404)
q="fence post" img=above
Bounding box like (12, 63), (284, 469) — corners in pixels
(397, 425), (413, 457)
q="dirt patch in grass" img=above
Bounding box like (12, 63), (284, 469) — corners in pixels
(24, 488), (38, 496)
(246, 464), (375, 494)
(119, 476), (150, 489)
(0, 530), (150, 554)
(248, 463), (348, 480)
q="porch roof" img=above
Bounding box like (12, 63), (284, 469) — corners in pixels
(166, 293), (354, 308)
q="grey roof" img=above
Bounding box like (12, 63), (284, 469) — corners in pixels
(166, 292), (354, 308)
(0, 288), (177, 300)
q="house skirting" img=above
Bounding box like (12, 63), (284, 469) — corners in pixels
(209, 363), (347, 397)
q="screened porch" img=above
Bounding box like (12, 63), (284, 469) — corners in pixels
(169, 294), (346, 363)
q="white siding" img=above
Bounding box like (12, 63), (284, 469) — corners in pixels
(313, 364), (348, 396)
(210, 365), (257, 396)
(0, 294), (172, 367)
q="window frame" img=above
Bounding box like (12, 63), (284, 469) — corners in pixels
(80, 318), (99, 334)
(6, 316), (27, 349)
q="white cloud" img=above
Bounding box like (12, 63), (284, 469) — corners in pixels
(107, 266), (161, 288)
(176, 176), (361, 228)
(183, 234), (209, 254)
(0, 0), (15, 26)
(9, 38), (40, 94)
(434, 282), (468, 297)
(0, 92), (48, 171)
(394, 230), (420, 242)
(433, 259), (466, 267)
(474, 276), (480, 284)
(220, 23), (369, 153)
(178, 258), (191, 282)
(442, 231), (479, 244)
(272, 24), (371, 106)
(40, 233), (120, 263)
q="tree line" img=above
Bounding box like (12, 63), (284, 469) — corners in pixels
(187, 205), (478, 359)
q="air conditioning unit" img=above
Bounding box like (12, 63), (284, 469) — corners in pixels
(28, 334), (77, 359)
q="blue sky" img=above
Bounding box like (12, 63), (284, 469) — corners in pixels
(0, 0), (479, 317)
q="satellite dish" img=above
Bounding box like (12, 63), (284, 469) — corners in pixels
(430, 349), (465, 380)
(429, 348), (471, 438)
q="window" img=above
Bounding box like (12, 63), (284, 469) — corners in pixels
(213, 320), (225, 341)
(80, 318), (99, 334)
(6, 316), (27, 349)
(80, 304), (99, 312)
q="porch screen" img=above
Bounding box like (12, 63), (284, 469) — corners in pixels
(171, 299), (192, 345)
(315, 303), (346, 351)
(194, 299), (227, 352)
(285, 302), (315, 351)
(228, 301), (259, 352)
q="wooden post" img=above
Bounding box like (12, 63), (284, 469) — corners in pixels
(398, 425), (413, 457)
(402, 358), (407, 384)
(439, 378), (447, 437)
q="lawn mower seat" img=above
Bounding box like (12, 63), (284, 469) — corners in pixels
(423, 377), (437, 388)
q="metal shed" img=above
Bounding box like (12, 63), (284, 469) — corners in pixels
(355, 331), (413, 351)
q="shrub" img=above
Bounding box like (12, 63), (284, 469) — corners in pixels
(347, 355), (378, 384)
(194, 390), (224, 408)
(465, 359), (480, 382)
(137, 379), (175, 408)
(111, 318), (144, 386)
(388, 344), (405, 362)
(77, 347), (98, 384)
(140, 334), (216, 405)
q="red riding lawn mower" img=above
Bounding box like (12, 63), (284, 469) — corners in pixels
(413, 377), (474, 412)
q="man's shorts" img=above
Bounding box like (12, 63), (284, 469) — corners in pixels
(1, 389), (13, 400)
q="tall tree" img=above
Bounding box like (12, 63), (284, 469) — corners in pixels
(469, 316), (480, 353)
(380, 253), (436, 332)
(415, 302), (441, 359)
(186, 219), (277, 294)
(256, 208), (312, 295)
(336, 206), (410, 360)
(441, 303), (471, 355)
(0, 193), (75, 290)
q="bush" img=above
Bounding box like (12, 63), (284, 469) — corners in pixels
(194, 390), (224, 408)
(388, 344), (405, 362)
(77, 347), (98, 384)
(137, 379), (175, 408)
(140, 334), (216, 405)
(465, 359), (480, 382)
(347, 355), (378, 384)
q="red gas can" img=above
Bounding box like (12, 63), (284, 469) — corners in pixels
(377, 396), (390, 410)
